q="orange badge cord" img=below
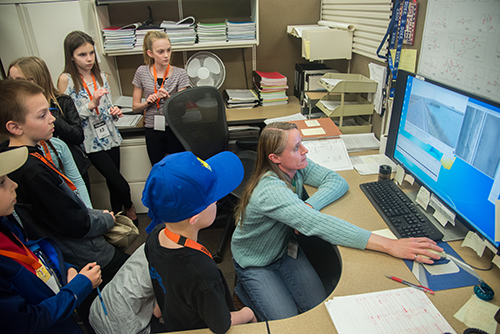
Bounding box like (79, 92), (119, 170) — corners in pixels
(81, 73), (99, 115)
(164, 227), (213, 259)
(0, 234), (42, 271)
(30, 152), (77, 192)
(153, 64), (170, 110)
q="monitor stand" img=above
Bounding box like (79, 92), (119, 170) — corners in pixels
(406, 191), (469, 242)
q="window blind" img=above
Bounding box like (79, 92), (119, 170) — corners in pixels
(321, 0), (392, 61)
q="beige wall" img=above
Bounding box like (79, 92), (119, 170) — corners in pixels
(113, 0), (429, 137)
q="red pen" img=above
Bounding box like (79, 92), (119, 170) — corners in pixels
(386, 275), (435, 295)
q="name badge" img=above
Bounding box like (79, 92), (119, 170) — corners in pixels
(36, 260), (60, 294)
(287, 239), (298, 259)
(93, 120), (110, 139)
(154, 115), (166, 131)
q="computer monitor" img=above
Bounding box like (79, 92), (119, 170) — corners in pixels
(386, 70), (500, 252)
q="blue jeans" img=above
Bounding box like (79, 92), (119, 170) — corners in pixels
(233, 247), (326, 321)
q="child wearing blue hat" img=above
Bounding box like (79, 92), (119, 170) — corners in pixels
(142, 151), (257, 333)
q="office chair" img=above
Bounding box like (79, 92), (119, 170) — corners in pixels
(164, 86), (257, 263)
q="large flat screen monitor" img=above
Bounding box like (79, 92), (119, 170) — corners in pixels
(386, 70), (500, 251)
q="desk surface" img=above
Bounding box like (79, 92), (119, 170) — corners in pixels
(225, 96), (301, 125)
(120, 97), (302, 137)
(169, 156), (500, 334)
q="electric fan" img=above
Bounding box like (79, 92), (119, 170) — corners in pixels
(186, 51), (226, 88)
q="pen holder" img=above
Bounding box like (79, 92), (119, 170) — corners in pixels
(378, 165), (391, 181)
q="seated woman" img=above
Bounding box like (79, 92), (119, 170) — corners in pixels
(231, 122), (443, 321)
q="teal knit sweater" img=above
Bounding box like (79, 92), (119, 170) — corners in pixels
(231, 158), (372, 268)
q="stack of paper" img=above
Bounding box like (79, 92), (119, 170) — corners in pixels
(197, 22), (227, 43)
(226, 21), (256, 42)
(102, 23), (139, 51)
(224, 89), (259, 109)
(135, 28), (166, 51)
(161, 16), (196, 45)
(253, 71), (289, 106)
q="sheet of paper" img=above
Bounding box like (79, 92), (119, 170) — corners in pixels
(264, 112), (306, 124)
(416, 186), (431, 210)
(301, 127), (326, 136)
(368, 62), (387, 115)
(371, 228), (397, 239)
(325, 288), (456, 334)
(350, 154), (396, 176)
(114, 114), (142, 128)
(454, 294), (499, 334)
(461, 231), (486, 257)
(302, 139), (353, 171)
(395, 165), (405, 185)
(390, 49), (417, 73)
(339, 133), (380, 152)
(304, 119), (320, 127)
(429, 193), (456, 226)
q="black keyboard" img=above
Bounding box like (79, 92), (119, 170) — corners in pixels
(360, 180), (443, 241)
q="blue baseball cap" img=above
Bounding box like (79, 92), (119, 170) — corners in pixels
(142, 151), (244, 233)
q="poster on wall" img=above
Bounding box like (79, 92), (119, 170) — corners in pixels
(417, 0), (500, 104)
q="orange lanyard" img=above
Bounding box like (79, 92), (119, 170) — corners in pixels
(164, 228), (213, 259)
(30, 152), (77, 192)
(81, 73), (99, 115)
(0, 235), (41, 271)
(39, 141), (53, 164)
(153, 64), (170, 110)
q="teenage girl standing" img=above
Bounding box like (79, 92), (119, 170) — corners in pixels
(58, 30), (138, 226)
(8, 56), (92, 193)
(132, 31), (190, 166)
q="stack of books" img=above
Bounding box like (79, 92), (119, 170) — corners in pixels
(102, 23), (139, 51)
(226, 21), (256, 42)
(223, 89), (259, 109)
(161, 16), (196, 45)
(135, 28), (165, 51)
(253, 71), (289, 106)
(197, 22), (227, 43)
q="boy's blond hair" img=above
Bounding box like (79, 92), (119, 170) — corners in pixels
(0, 80), (44, 137)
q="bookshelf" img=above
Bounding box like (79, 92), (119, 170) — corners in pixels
(93, 0), (259, 57)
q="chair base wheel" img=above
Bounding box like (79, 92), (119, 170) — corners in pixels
(213, 254), (223, 263)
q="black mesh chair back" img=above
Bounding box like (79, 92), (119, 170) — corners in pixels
(164, 86), (257, 263)
(164, 86), (228, 160)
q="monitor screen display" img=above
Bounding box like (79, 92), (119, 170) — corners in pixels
(386, 70), (500, 250)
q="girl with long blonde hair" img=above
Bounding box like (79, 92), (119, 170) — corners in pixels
(132, 30), (189, 165)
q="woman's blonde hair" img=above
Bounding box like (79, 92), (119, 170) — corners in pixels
(234, 122), (298, 226)
(8, 56), (64, 115)
(143, 31), (171, 65)
(62, 30), (103, 94)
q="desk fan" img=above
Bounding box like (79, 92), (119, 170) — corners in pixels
(186, 51), (226, 88)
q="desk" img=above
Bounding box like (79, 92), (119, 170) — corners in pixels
(120, 96), (302, 137)
(170, 159), (500, 334)
(268, 168), (500, 333)
(225, 96), (301, 125)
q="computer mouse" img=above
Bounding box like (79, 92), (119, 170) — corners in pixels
(421, 249), (450, 265)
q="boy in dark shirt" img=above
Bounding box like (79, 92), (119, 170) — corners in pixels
(143, 151), (256, 333)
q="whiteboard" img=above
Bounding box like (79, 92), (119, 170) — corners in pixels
(417, 0), (500, 104)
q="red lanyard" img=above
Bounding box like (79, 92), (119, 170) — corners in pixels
(164, 228), (213, 259)
(0, 234), (41, 272)
(81, 73), (99, 115)
(153, 64), (170, 110)
(30, 152), (77, 191)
